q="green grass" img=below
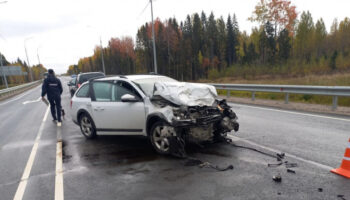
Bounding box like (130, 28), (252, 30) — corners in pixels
(214, 72), (350, 107)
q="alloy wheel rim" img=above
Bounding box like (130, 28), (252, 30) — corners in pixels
(153, 126), (169, 152)
(81, 116), (92, 136)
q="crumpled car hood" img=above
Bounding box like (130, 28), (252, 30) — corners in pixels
(153, 81), (217, 106)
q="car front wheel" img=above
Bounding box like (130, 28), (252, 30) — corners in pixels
(79, 113), (96, 139)
(149, 121), (173, 155)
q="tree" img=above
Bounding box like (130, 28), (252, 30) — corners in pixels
(249, 0), (297, 36)
(314, 18), (327, 57)
(295, 11), (314, 62)
(265, 21), (276, 63)
(226, 14), (239, 66)
(277, 29), (291, 60)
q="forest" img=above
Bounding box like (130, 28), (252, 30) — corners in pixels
(67, 0), (350, 82)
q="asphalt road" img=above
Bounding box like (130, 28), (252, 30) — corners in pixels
(0, 77), (349, 200)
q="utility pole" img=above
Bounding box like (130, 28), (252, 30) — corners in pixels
(0, 0), (8, 88)
(150, 0), (157, 74)
(24, 37), (34, 82)
(0, 54), (8, 88)
(37, 47), (44, 79)
(100, 37), (106, 74)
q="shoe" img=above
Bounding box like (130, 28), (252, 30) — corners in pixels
(57, 122), (62, 127)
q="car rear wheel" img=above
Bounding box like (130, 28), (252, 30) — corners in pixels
(150, 121), (172, 155)
(79, 113), (96, 139)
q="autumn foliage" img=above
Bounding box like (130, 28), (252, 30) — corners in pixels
(66, 5), (350, 82)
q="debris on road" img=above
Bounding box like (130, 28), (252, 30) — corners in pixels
(184, 157), (234, 172)
(285, 163), (298, 168)
(272, 174), (282, 182)
(337, 194), (346, 200)
(287, 169), (296, 174)
(318, 188), (323, 192)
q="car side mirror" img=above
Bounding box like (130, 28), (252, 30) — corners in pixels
(121, 94), (139, 102)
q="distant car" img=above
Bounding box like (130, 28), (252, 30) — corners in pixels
(70, 74), (239, 157)
(68, 77), (77, 97)
(43, 72), (48, 79)
(67, 72), (105, 97)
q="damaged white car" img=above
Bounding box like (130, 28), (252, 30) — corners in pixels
(71, 74), (239, 157)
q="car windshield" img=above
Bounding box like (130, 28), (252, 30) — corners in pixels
(132, 76), (178, 97)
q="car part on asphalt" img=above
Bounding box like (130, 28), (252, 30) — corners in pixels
(272, 174), (282, 182)
(184, 157), (234, 172)
(285, 163), (298, 168)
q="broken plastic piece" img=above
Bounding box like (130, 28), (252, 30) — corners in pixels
(268, 162), (283, 167)
(184, 158), (203, 166)
(287, 169), (296, 174)
(277, 153), (285, 159)
(272, 174), (282, 182)
(285, 163), (298, 168)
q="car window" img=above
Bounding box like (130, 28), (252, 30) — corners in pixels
(79, 73), (105, 84)
(76, 84), (89, 98)
(70, 78), (76, 85)
(93, 82), (112, 102)
(114, 81), (141, 102)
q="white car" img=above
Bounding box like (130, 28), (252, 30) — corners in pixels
(70, 75), (239, 156)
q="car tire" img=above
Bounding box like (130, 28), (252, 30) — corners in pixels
(149, 121), (171, 155)
(79, 113), (97, 139)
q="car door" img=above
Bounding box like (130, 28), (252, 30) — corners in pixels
(90, 80), (146, 135)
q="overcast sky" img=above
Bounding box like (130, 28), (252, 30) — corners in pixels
(0, 0), (349, 74)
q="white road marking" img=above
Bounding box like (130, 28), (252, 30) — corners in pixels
(22, 97), (41, 105)
(13, 107), (50, 200)
(230, 103), (350, 122)
(55, 128), (64, 200)
(0, 85), (39, 106)
(227, 135), (334, 171)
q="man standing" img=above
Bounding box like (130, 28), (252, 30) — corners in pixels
(41, 69), (63, 126)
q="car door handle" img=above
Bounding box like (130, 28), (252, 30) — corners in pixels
(94, 107), (104, 111)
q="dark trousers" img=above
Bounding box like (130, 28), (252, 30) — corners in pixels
(48, 96), (62, 122)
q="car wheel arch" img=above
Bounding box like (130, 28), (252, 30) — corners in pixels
(77, 109), (93, 125)
(146, 113), (169, 136)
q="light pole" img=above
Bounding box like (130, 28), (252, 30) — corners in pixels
(100, 37), (106, 74)
(24, 37), (34, 82)
(150, 0), (157, 74)
(86, 25), (106, 74)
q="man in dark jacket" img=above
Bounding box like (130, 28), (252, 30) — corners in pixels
(41, 69), (63, 126)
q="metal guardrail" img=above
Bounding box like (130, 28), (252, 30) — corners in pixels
(0, 80), (41, 98)
(211, 83), (350, 110)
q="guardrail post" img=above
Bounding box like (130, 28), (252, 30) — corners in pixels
(252, 91), (255, 101)
(332, 96), (338, 111)
(285, 93), (289, 104)
(226, 90), (230, 98)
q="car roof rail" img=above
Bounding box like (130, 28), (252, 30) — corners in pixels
(88, 76), (105, 82)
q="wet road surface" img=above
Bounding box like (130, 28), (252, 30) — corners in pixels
(0, 77), (349, 200)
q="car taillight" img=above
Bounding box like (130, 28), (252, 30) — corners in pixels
(70, 100), (72, 108)
(78, 84), (81, 88)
